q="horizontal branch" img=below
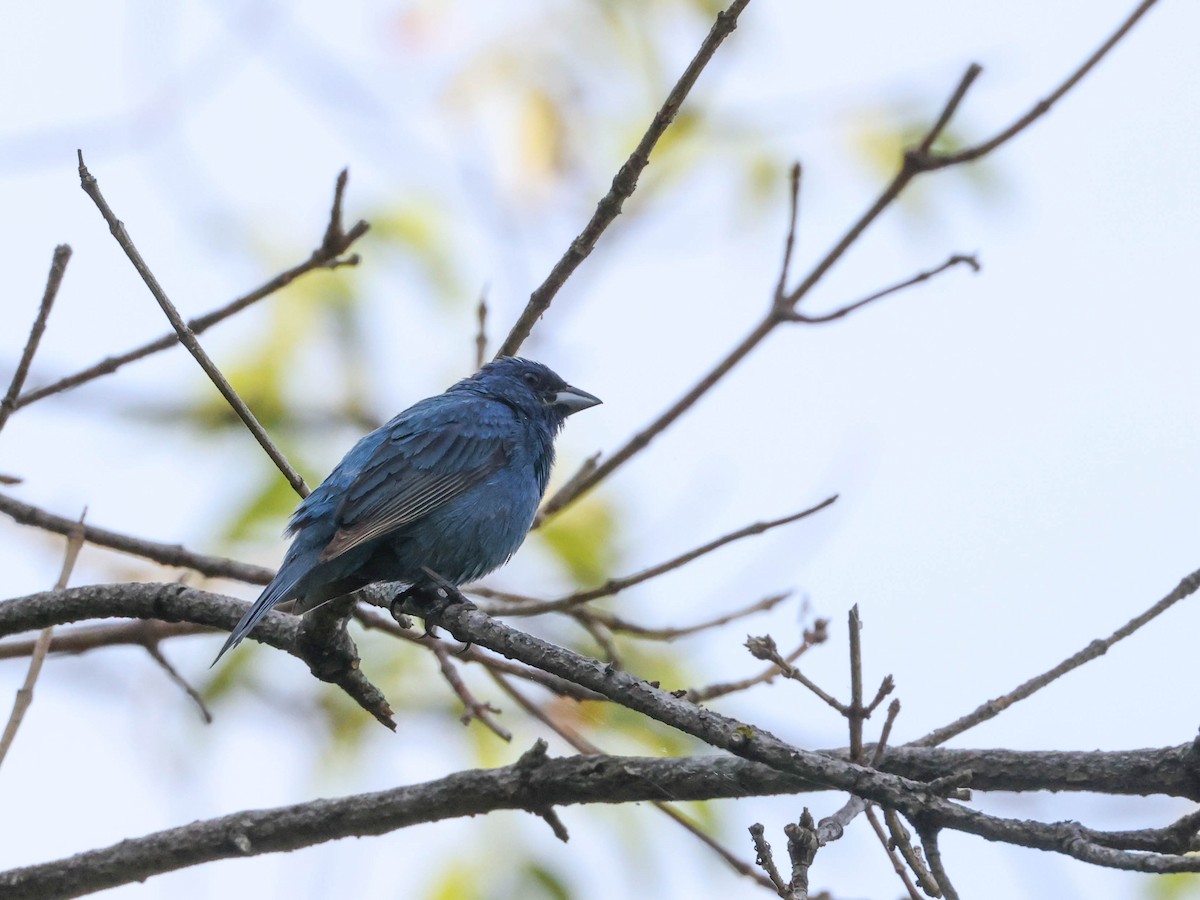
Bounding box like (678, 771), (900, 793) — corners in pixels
(0, 492), (273, 585)
(3, 739), (1199, 898)
(0, 583), (393, 730)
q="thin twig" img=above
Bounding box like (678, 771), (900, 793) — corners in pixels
(773, 163), (802, 303)
(496, 0), (753, 357)
(577, 591), (791, 641)
(932, 0), (1162, 166)
(687, 620), (828, 702)
(0, 491), (273, 585)
(144, 643), (213, 724)
(425, 637), (512, 741)
(0, 245), (72, 436)
(505, 496), (836, 616)
(0, 620), (209, 660)
(865, 806), (925, 900)
(884, 809), (940, 897)
(539, 0), (1157, 519)
(76, 151), (310, 498)
(17, 173), (365, 410)
(782, 254), (979, 324)
(913, 565), (1200, 747)
(848, 605), (865, 762)
(745, 633), (847, 714)
(749, 823), (794, 898)
(873, 700), (902, 767)
(916, 825), (960, 900)
(0, 511), (85, 768)
(474, 288), (489, 370)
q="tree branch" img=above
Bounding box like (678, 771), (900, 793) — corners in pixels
(0, 492), (273, 585)
(17, 171), (366, 410)
(537, 0), (1158, 519)
(0, 245), (72, 436)
(496, 0), (752, 357)
(0, 583), (394, 730)
(76, 152), (310, 497)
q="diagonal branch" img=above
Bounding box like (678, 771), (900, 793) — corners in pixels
(931, 0), (1162, 167)
(0, 492), (273, 585)
(16, 174), (365, 410)
(496, 0), (752, 357)
(0, 512), (84, 768)
(0, 244), (72, 437)
(76, 152), (310, 498)
(911, 564), (1200, 747)
(537, 0), (1158, 520)
(498, 495), (835, 616)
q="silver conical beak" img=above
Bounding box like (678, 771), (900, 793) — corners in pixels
(553, 385), (602, 415)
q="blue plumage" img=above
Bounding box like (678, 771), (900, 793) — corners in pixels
(213, 357), (600, 663)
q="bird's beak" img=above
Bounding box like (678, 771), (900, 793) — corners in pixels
(552, 385), (602, 415)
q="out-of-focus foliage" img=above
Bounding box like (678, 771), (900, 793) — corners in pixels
(1147, 874), (1200, 900)
(535, 492), (620, 587)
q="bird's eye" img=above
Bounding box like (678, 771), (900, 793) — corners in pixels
(522, 371), (540, 387)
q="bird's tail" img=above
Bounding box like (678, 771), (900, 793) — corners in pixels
(211, 570), (304, 666)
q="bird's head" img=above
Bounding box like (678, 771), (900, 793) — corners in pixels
(464, 357), (601, 424)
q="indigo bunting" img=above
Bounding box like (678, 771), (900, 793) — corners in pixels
(213, 357), (600, 663)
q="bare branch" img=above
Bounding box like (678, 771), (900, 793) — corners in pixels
(144, 643), (213, 724)
(76, 152), (310, 498)
(932, 0), (1162, 167)
(0, 751), (825, 900)
(509, 496), (836, 616)
(885, 809), (941, 897)
(781, 254), (979, 325)
(773, 162), (802, 305)
(538, 0), (1158, 518)
(750, 823), (794, 899)
(912, 565), (1200, 747)
(578, 591), (791, 641)
(0, 245), (72, 436)
(687, 619), (828, 702)
(496, 0), (753, 357)
(0, 583), (395, 730)
(354, 606), (606, 702)
(0, 511), (84, 768)
(425, 637), (512, 741)
(0, 492), (273, 585)
(745, 633), (847, 714)
(915, 825), (959, 900)
(474, 287), (489, 370)
(866, 806), (925, 900)
(17, 172), (366, 410)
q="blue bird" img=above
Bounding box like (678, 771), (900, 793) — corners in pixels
(213, 357), (600, 664)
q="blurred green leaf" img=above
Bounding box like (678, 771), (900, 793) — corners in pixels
(536, 494), (619, 586)
(222, 463), (307, 544)
(512, 862), (573, 900)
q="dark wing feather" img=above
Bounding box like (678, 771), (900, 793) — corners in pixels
(319, 414), (509, 563)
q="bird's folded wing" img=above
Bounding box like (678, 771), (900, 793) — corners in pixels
(319, 418), (509, 562)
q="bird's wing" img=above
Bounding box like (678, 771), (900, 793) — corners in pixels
(317, 400), (511, 563)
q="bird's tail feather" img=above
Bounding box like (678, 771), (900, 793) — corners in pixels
(211, 571), (304, 666)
